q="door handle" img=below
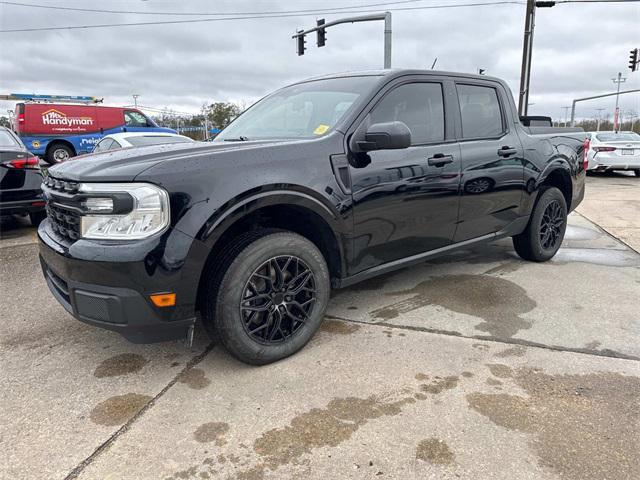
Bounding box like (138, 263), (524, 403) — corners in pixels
(427, 153), (454, 167)
(498, 146), (517, 157)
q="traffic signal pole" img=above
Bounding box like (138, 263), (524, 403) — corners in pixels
(570, 89), (640, 126)
(293, 12), (392, 69)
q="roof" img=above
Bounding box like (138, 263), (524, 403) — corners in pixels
(298, 68), (503, 84)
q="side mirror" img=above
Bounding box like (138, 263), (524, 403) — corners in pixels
(357, 121), (411, 152)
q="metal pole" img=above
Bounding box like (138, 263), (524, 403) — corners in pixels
(595, 108), (606, 131)
(562, 106), (570, 127)
(518, 0), (536, 116)
(613, 72), (626, 132)
(383, 12), (392, 69)
(132, 94), (139, 108)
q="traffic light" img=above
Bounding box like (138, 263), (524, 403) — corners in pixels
(317, 19), (326, 47)
(296, 31), (306, 56)
(629, 48), (639, 72)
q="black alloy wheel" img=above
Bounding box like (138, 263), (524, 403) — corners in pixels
(203, 230), (330, 365)
(512, 186), (567, 262)
(539, 200), (564, 250)
(240, 255), (317, 344)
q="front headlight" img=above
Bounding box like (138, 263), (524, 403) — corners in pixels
(78, 183), (170, 240)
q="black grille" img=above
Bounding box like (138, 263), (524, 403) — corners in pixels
(46, 203), (81, 240)
(43, 176), (81, 240)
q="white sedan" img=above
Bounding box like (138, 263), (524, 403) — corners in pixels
(92, 132), (194, 153)
(586, 131), (640, 177)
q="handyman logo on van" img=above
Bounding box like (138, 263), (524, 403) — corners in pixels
(41, 109), (94, 127)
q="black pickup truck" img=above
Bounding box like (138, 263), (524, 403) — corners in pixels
(39, 70), (586, 364)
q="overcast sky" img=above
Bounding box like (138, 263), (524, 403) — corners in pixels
(0, 0), (638, 123)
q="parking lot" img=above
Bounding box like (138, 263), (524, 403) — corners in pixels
(1, 172), (639, 480)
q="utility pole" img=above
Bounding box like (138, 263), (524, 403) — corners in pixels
(595, 107), (606, 131)
(612, 72), (627, 132)
(132, 94), (139, 108)
(517, 1), (556, 117)
(293, 12), (392, 69)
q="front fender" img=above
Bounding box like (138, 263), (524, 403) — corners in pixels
(196, 185), (345, 246)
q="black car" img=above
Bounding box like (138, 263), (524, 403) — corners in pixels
(0, 126), (45, 225)
(38, 70), (586, 364)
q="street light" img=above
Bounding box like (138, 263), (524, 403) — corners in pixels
(132, 94), (139, 108)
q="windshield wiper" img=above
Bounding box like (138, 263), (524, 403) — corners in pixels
(222, 136), (250, 142)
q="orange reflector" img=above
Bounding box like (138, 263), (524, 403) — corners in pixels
(150, 293), (176, 307)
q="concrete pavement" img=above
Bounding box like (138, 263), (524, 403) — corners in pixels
(1, 174), (638, 480)
(577, 171), (640, 252)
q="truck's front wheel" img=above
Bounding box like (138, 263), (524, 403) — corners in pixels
(512, 186), (567, 262)
(45, 143), (74, 165)
(203, 230), (330, 365)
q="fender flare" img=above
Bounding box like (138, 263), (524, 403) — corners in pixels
(197, 187), (346, 256)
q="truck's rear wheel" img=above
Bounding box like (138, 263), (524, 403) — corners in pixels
(45, 143), (74, 165)
(512, 186), (567, 262)
(203, 230), (330, 365)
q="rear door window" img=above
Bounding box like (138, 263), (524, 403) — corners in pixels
(369, 82), (445, 145)
(457, 84), (505, 139)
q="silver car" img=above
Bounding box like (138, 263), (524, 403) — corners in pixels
(586, 131), (640, 176)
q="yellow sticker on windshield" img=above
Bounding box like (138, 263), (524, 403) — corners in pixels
(313, 124), (330, 135)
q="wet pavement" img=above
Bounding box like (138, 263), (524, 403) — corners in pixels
(1, 174), (639, 480)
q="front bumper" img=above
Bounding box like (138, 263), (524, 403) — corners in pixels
(38, 220), (206, 343)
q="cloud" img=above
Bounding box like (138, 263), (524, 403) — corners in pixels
(0, 0), (638, 121)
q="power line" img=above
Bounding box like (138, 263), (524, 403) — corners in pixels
(0, 0), (424, 17)
(0, 1), (526, 33)
(556, 0), (639, 3)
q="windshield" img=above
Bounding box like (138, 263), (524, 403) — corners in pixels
(125, 135), (193, 146)
(595, 132), (640, 142)
(215, 76), (379, 141)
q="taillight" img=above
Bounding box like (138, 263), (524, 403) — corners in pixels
(17, 113), (25, 123)
(582, 137), (590, 170)
(593, 146), (616, 152)
(5, 156), (40, 169)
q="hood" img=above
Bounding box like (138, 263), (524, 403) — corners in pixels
(47, 139), (289, 182)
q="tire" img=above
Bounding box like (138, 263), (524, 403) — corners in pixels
(29, 211), (46, 226)
(202, 230), (330, 365)
(512, 187), (567, 262)
(45, 143), (74, 165)
(634, 169), (640, 177)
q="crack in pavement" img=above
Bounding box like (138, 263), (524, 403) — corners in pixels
(325, 315), (640, 362)
(63, 342), (217, 480)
